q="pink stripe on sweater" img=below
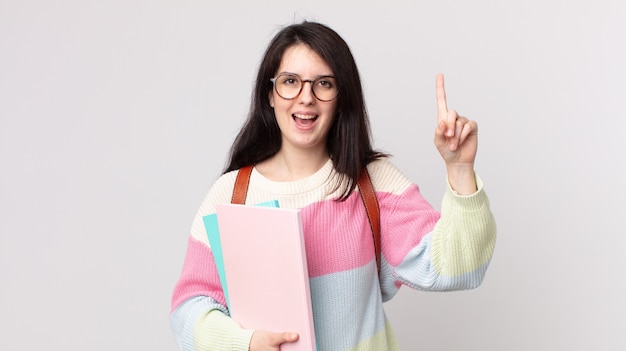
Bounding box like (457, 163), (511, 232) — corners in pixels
(301, 185), (439, 278)
(377, 186), (440, 266)
(170, 236), (226, 312)
(301, 194), (376, 278)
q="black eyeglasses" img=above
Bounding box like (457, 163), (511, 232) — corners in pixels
(270, 73), (338, 102)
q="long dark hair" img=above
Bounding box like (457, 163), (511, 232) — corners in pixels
(224, 21), (388, 200)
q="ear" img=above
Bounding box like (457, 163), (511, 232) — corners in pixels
(269, 91), (275, 108)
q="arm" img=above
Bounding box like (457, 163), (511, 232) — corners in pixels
(382, 176), (496, 293)
(429, 73), (497, 286)
(170, 235), (254, 351)
(170, 236), (300, 351)
(428, 176), (497, 289)
(379, 74), (496, 294)
(170, 297), (253, 351)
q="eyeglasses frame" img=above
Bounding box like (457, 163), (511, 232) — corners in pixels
(269, 73), (339, 102)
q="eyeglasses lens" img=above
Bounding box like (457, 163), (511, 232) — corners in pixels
(274, 74), (337, 101)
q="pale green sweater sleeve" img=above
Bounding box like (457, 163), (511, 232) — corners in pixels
(194, 310), (254, 351)
(430, 174), (497, 277)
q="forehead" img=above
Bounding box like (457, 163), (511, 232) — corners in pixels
(276, 44), (333, 76)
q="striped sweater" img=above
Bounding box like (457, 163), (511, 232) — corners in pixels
(170, 158), (497, 350)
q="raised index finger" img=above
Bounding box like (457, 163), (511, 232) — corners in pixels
(436, 73), (448, 122)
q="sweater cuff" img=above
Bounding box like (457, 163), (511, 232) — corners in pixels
(195, 309), (254, 351)
(445, 173), (489, 211)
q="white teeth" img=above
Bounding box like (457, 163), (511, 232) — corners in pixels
(293, 114), (317, 120)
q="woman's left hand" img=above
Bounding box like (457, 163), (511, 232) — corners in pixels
(434, 73), (479, 194)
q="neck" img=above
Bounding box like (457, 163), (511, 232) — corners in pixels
(256, 148), (330, 182)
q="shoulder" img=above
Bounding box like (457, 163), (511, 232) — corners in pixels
(365, 157), (414, 195)
(212, 169), (240, 190)
(201, 169), (241, 211)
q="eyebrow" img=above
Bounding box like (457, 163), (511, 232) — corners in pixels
(277, 72), (336, 79)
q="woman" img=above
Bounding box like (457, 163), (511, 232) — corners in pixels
(170, 21), (496, 351)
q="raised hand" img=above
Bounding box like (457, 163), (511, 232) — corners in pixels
(434, 73), (479, 194)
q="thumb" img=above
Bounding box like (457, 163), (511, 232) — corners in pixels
(434, 120), (447, 146)
(277, 332), (299, 343)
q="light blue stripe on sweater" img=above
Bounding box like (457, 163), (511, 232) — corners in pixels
(394, 233), (490, 291)
(170, 296), (228, 351)
(308, 261), (387, 351)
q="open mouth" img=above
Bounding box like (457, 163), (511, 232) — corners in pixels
(292, 113), (318, 125)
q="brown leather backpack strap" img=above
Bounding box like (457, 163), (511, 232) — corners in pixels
(231, 165), (254, 204)
(357, 167), (381, 276)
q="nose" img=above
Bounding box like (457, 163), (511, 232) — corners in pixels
(298, 80), (316, 104)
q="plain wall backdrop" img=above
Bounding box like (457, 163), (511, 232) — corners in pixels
(1, 1), (624, 350)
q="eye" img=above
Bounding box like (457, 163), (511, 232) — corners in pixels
(316, 78), (335, 89)
(279, 75), (300, 86)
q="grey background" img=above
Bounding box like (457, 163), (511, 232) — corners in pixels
(1, 1), (624, 350)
